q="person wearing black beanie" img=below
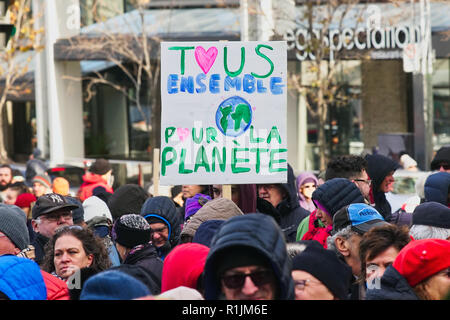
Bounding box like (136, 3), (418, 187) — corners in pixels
(292, 244), (353, 300)
(108, 184), (149, 222)
(365, 154), (401, 221)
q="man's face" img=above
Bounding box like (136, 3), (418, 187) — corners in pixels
(379, 171), (395, 193)
(0, 167), (12, 188)
(32, 182), (48, 198)
(257, 184), (285, 208)
(336, 233), (363, 277)
(0, 231), (20, 255)
(32, 209), (73, 238)
(365, 246), (399, 283)
(352, 169), (371, 201)
(149, 222), (169, 248)
(220, 265), (277, 300)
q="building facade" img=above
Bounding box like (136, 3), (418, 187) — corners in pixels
(4, 0), (449, 184)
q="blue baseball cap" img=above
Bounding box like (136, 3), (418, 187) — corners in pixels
(332, 203), (389, 235)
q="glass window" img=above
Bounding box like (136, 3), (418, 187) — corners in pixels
(80, 0), (125, 26)
(432, 59), (450, 148)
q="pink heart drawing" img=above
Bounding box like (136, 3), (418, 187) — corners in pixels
(195, 46), (218, 74)
(177, 128), (190, 142)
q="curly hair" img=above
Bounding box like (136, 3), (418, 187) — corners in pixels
(325, 155), (368, 181)
(42, 226), (111, 275)
(358, 224), (411, 282)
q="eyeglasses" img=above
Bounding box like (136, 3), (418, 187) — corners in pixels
(55, 225), (84, 234)
(41, 212), (72, 222)
(353, 179), (372, 186)
(294, 279), (321, 291)
(221, 269), (274, 289)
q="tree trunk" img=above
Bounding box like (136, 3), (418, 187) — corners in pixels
(0, 97), (10, 163)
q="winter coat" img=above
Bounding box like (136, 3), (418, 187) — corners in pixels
(161, 243), (209, 293)
(300, 178), (365, 247)
(113, 244), (163, 295)
(41, 270), (70, 300)
(365, 154), (401, 220)
(424, 171), (450, 206)
(77, 173), (113, 202)
(296, 172), (319, 212)
(301, 210), (333, 248)
(0, 255), (47, 300)
(140, 196), (183, 259)
(180, 198), (243, 241)
(203, 213), (295, 300)
(365, 265), (419, 300)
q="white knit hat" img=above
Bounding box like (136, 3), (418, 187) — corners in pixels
(400, 154), (417, 170)
(82, 196), (113, 223)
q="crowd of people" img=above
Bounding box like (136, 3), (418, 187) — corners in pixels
(0, 146), (449, 301)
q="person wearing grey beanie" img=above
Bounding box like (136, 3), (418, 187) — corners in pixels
(0, 204), (30, 254)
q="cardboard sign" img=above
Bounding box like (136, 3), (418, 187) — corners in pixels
(160, 41), (287, 185)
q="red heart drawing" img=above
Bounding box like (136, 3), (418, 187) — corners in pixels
(176, 127), (190, 142)
(195, 46), (218, 74)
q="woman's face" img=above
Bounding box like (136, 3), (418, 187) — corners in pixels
(421, 268), (450, 300)
(182, 185), (204, 199)
(299, 182), (316, 200)
(54, 235), (93, 280)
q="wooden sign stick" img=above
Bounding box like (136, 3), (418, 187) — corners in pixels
(153, 148), (160, 196)
(222, 184), (232, 200)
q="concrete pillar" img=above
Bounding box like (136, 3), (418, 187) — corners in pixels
(34, 0), (84, 166)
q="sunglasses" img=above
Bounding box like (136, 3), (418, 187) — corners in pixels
(439, 164), (450, 170)
(221, 269), (274, 289)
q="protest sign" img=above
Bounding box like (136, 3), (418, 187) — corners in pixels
(160, 41), (287, 185)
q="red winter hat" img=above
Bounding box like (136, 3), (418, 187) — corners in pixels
(14, 193), (37, 208)
(393, 239), (450, 287)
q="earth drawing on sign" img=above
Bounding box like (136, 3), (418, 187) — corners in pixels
(215, 96), (252, 137)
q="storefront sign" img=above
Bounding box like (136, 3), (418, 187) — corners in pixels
(160, 41), (288, 185)
(285, 25), (422, 61)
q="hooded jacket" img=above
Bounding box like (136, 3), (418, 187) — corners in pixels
(77, 173), (113, 202)
(161, 243), (209, 293)
(257, 164), (310, 243)
(365, 154), (401, 220)
(0, 255), (47, 300)
(140, 196), (183, 259)
(296, 172), (319, 212)
(203, 213), (295, 300)
(180, 198), (243, 241)
(424, 172), (450, 206)
(365, 265), (419, 300)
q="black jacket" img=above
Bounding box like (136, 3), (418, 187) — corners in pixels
(113, 244), (163, 295)
(203, 213), (295, 300)
(365, 265), (419, 300)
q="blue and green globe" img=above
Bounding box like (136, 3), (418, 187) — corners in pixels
(215, 96), (252, 137)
